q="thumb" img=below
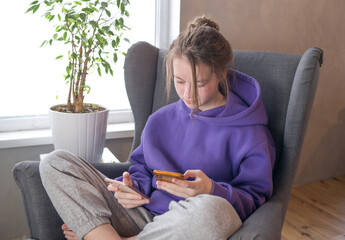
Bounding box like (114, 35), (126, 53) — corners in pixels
(183, 170), (199, 179)
(122, 171), (133, 186)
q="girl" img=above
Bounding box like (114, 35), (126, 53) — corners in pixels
(40, 16), (275, 240)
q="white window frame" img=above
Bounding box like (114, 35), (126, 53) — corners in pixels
(155, 0), (181, 49)
(0, 0), (180, 149)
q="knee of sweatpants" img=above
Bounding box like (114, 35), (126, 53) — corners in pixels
(170, 194), (242, 239)
(138, 195), (242, 240)
(39, 149), (74, 180)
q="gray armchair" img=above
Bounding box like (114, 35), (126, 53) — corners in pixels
(13, 41), (323, 240)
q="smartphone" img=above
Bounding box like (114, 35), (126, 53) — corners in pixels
(104, 178), (151, 202)
(153, 170), (184, 183)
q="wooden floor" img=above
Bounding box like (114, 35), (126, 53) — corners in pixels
(282, 175), (345, 240)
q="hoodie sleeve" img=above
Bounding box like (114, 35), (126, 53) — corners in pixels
(115, 129), (154, 197)
(211, 140), (275, 221)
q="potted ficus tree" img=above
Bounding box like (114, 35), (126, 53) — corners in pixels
(26, 0), (130, 162)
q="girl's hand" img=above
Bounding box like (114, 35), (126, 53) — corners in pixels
(107, 172), (150, 209)
(156, 170), (213, 199)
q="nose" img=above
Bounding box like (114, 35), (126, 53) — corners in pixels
(184, 83), (191, 99)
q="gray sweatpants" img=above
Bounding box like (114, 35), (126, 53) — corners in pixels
(40, 150), (242, 240)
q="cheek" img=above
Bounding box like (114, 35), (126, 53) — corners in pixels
(174, 83), (184, 98)
(197, 87), (213, 99)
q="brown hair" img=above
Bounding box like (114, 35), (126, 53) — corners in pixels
(165, 16), (234, 109)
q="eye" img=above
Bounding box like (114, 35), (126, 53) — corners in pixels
(197, 81), (207, 87)
(174, 77), (184, 84)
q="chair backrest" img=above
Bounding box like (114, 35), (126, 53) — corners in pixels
(124, 41), (322, 220)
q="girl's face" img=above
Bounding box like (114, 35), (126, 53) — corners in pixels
(173, 55), (225, 111)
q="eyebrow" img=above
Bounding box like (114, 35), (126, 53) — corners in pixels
(174, 75), (208, 81)
(173, 75), (184, 80)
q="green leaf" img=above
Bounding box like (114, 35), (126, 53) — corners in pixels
(30, 1), (39, 5)
(117, 0), (120, 8)
(119, 17), (124, 26)
(79, 13), (86, 21)
(40, 40), (47, 47)
(56, 55), (63, 60)
(25, 5), (36, 13)
(63, 32), (67, 41)
(68, 18), (76, 23)
(113, 53), (117, 63)
(111, 39), (116, 48)
(84, 85), (91, 94)
(124, 38), (130, 43)
(58, 14), (61, 21)
(33, 4), (40, 13)
(48, 15), (55, 22)
(105, 9), (111, 17)
(71, 52), (78, 59)
(82, 7), (92, 14)
(97, 65), (101, 76)
(89, 20), (98, 28)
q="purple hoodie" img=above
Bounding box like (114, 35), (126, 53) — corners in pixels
(117, 70), (276, 221)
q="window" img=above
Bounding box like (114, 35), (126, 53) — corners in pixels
(0, 0), (157, 131)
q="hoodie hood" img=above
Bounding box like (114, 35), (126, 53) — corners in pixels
(177, 70), (268, 126)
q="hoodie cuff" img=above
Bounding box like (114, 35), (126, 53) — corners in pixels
(211, 180), (229, 199)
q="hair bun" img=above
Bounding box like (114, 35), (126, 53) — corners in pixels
(188, 16), (220, 31)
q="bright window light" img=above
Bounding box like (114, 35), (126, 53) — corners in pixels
(0, 0), (155, 118)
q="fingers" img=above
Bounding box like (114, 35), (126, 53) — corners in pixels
(107, 183), (119, 192)
(117, 198), (150, 208)
(123, 171), (133, 186)
(114, 190), (143, 200)
(156, 180), (193, 198)
(106, 177), (150, 208)
(115, 191), (150, 208)
(62, 224), (80, 240)
(62, 223), (69, 231)
(183, 169), (202, 179)
(156, 170), (213, 197)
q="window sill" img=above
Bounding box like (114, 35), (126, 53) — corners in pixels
(0, 122), (134, 149)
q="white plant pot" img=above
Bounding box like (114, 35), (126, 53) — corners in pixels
(49, 104), (109, 163)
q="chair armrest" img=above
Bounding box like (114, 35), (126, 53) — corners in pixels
(13, 161), (64, 240)
(92, 162), (132, 179)
(12, 160), (130, 240)
(228, 196), (284, 240)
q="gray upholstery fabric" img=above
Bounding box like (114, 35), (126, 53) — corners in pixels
(124, 42), (159, 153)
(13, 161), (130, 240)
(13, 161), (64, 240)
(230, 47), (322, 239)
(12, 41), (322, 240)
